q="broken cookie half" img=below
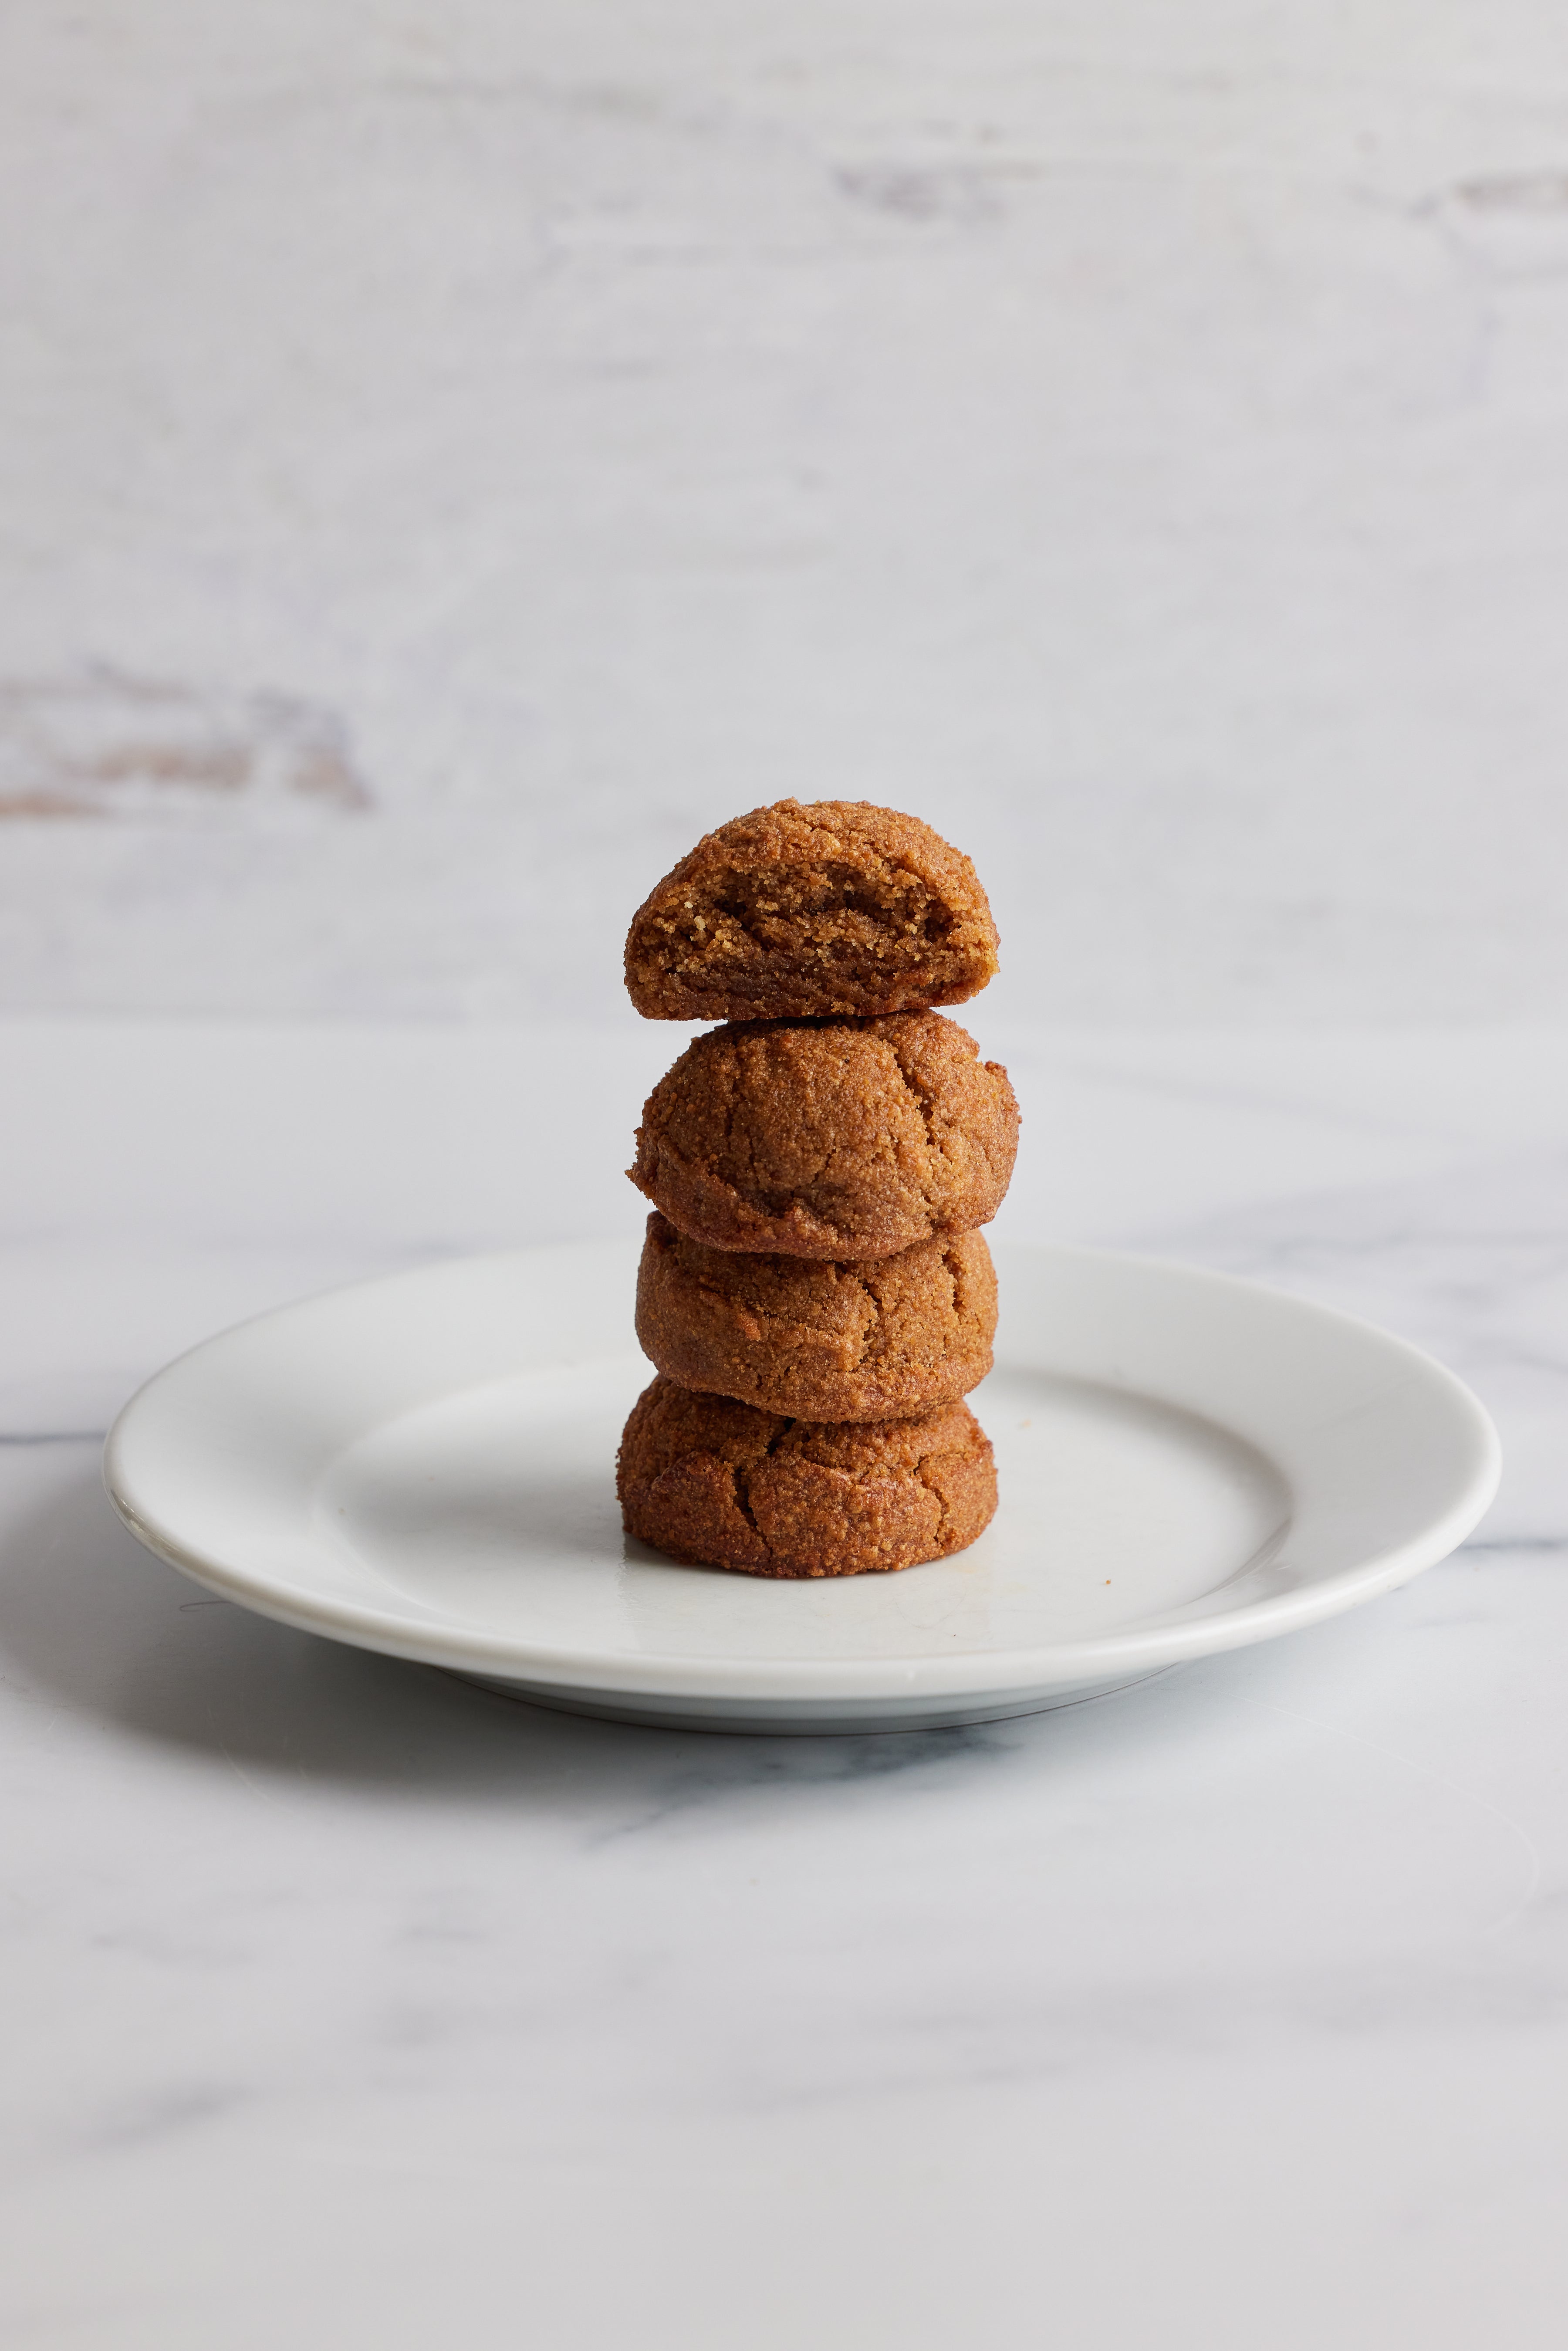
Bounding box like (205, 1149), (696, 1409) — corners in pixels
(624, 798), (1000, 1021)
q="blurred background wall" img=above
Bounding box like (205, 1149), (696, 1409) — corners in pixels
(2, 0), (1566, 1030)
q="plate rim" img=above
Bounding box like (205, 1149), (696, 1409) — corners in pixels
(102, 1239), (1504, 1702)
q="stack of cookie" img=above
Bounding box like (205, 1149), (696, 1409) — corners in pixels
(615, 799), (1018, 1580)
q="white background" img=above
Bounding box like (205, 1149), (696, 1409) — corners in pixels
(5, 14), (1568, 2341)
(3, 0), (1568, 1024)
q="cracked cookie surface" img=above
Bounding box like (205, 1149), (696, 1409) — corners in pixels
(630, 1012), (1019, 1259)
(617, 1376), (997, 1576)
(634, 1213), (996, 1420)
(624, 799), (1000, 1021)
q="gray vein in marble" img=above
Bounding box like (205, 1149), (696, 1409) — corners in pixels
(0, 1431), (104, 1445)
(68, 2083), (252, 2156)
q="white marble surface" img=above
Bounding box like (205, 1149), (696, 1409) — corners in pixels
(4, 1), (1568, 1025)
(1, 1016), (1565, 2346)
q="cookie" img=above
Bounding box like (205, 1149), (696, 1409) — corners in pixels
(624, 799), (1000, 1022)
(630, 1012), (1019, 1258)
(618, 1376), (997, 1576)
(634, 1213), (997, 1420)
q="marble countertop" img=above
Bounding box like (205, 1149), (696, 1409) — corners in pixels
(2, 1016), (1565, 2348)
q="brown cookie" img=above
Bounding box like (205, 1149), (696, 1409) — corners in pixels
(618, 1376), (997, 1576)
(630, 1012), (1019, 1259)
(634, 1213), (997, 1420)
(624, 799), (1000, 1022)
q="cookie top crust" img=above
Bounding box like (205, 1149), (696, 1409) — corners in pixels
(630, 1012), (1019, 1259)
(623, 799), (1000, 1021)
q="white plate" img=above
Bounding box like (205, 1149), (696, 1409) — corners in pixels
(104, 1239), (1500, 1735)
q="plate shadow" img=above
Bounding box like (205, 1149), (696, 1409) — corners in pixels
(0, 1465), (1119, 1802)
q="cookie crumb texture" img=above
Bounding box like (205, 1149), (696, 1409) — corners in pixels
(635, 1214), (997, 1420)
(624, 800), (1000, 1021)
(618, 1377), (998, 1576)
(630, 1012), (1019, 1259)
